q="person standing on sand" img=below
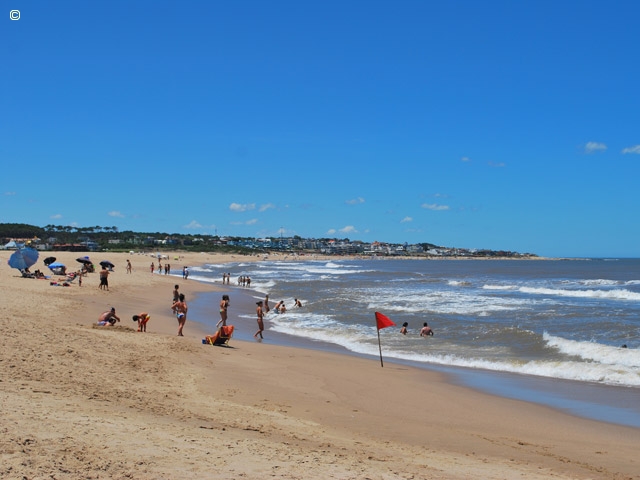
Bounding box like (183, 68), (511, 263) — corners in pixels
(172, 285), (180, 313)
(126, 259), (132, 274)
(99, 266), (109, 291)
(172, 293), (188, 336)
(217, 294), (229, 328)
(254, 300), (264, 339)
(150, 262), (155, 274)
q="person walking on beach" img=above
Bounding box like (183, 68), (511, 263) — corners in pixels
(400, 322), (409, 335)
(172, 285), (180, 313)
(133, 312), (150, 332)
(216, 294), (229, 328)
(150, 262), (155, 274)
(172, 293), (188, 336)
(99, 265), (109, 291)
(254, 301), (264, 339)
(420, 322), (434, 337)
(126, 259), (132, 274)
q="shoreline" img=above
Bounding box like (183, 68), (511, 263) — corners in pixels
(189, 284), (640, 429)
(2, 250), (640, 479)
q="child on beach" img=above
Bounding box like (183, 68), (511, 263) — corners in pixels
(132, 313), (150, 332)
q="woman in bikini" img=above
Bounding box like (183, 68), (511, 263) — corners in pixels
(216, 294), (229, 328)
(172, 293), (188, 336)
(254, 301), (264, 339)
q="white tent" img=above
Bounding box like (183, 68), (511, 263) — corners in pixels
(3, 240), (19, 250)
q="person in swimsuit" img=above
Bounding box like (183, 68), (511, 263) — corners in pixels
(254, 301), (264, 339)
(400, 322), (408, 335)
(97, 307), (120, 326)
(420, 322), (434, 337)
(172, 285), (180, 313)
(172, 293), (188, 336)
(132, 312), (150, 332)
(99, 266), (109, 290)
(264, 294), (270, 313)
(216, 294), (229, 327)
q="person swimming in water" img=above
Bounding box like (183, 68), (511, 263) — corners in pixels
(420, 322), (434, 337)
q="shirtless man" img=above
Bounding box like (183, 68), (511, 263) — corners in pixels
(97, 307), (120, 326)
(99, 266), (109, 291)
(420, 322), (434, 337)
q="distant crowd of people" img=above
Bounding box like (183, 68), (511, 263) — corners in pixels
(95, 258), (436, 346)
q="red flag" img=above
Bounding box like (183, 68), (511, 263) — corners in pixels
(375, 311), (396, 330)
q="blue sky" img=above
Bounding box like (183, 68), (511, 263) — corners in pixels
(2, 1), (639, 257)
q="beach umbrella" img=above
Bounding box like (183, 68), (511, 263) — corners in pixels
(8, 247), (39, 270)
(76, 256), (92, 265)
(375, 311), (396, 368)
(44, 256), (56, 266)
(48, 262), (67, 275)
(100, 260), (115, 269)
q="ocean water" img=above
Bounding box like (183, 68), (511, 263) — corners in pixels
(187, 257), (640, 425)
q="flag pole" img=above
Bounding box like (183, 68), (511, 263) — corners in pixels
(377, 327), (384, 367)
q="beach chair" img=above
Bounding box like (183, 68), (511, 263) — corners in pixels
(204, 325), (235, 346)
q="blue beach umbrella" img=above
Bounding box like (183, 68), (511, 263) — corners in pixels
(8, 247), (39, 270)
(48, 262), (67, 274)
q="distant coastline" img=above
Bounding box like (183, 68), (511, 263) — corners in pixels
(2, 222), (540, 259)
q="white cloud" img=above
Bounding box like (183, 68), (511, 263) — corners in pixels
(184, 220), (202, 229)
(346, 197), (365, 205)
(421, 203), (450, 211)
(488, 161), (506, 167)
(461, 156), (471, 162)
(622, 145), (640, 154)
(4, 191), (16, 196)
(401, 216), (413, 223)
(259, 203), (275, 212)
(585, 141), (607, 153)
(50, 214), (62, 219)
(230, 202), (256, 212)
(246, 218), (258, 225)
(108, 211), (125, 218)
(339, 225), (357, 234)
(326, 229), (337, 235)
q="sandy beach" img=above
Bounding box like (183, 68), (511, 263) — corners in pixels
(1, 251), (639, 479)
